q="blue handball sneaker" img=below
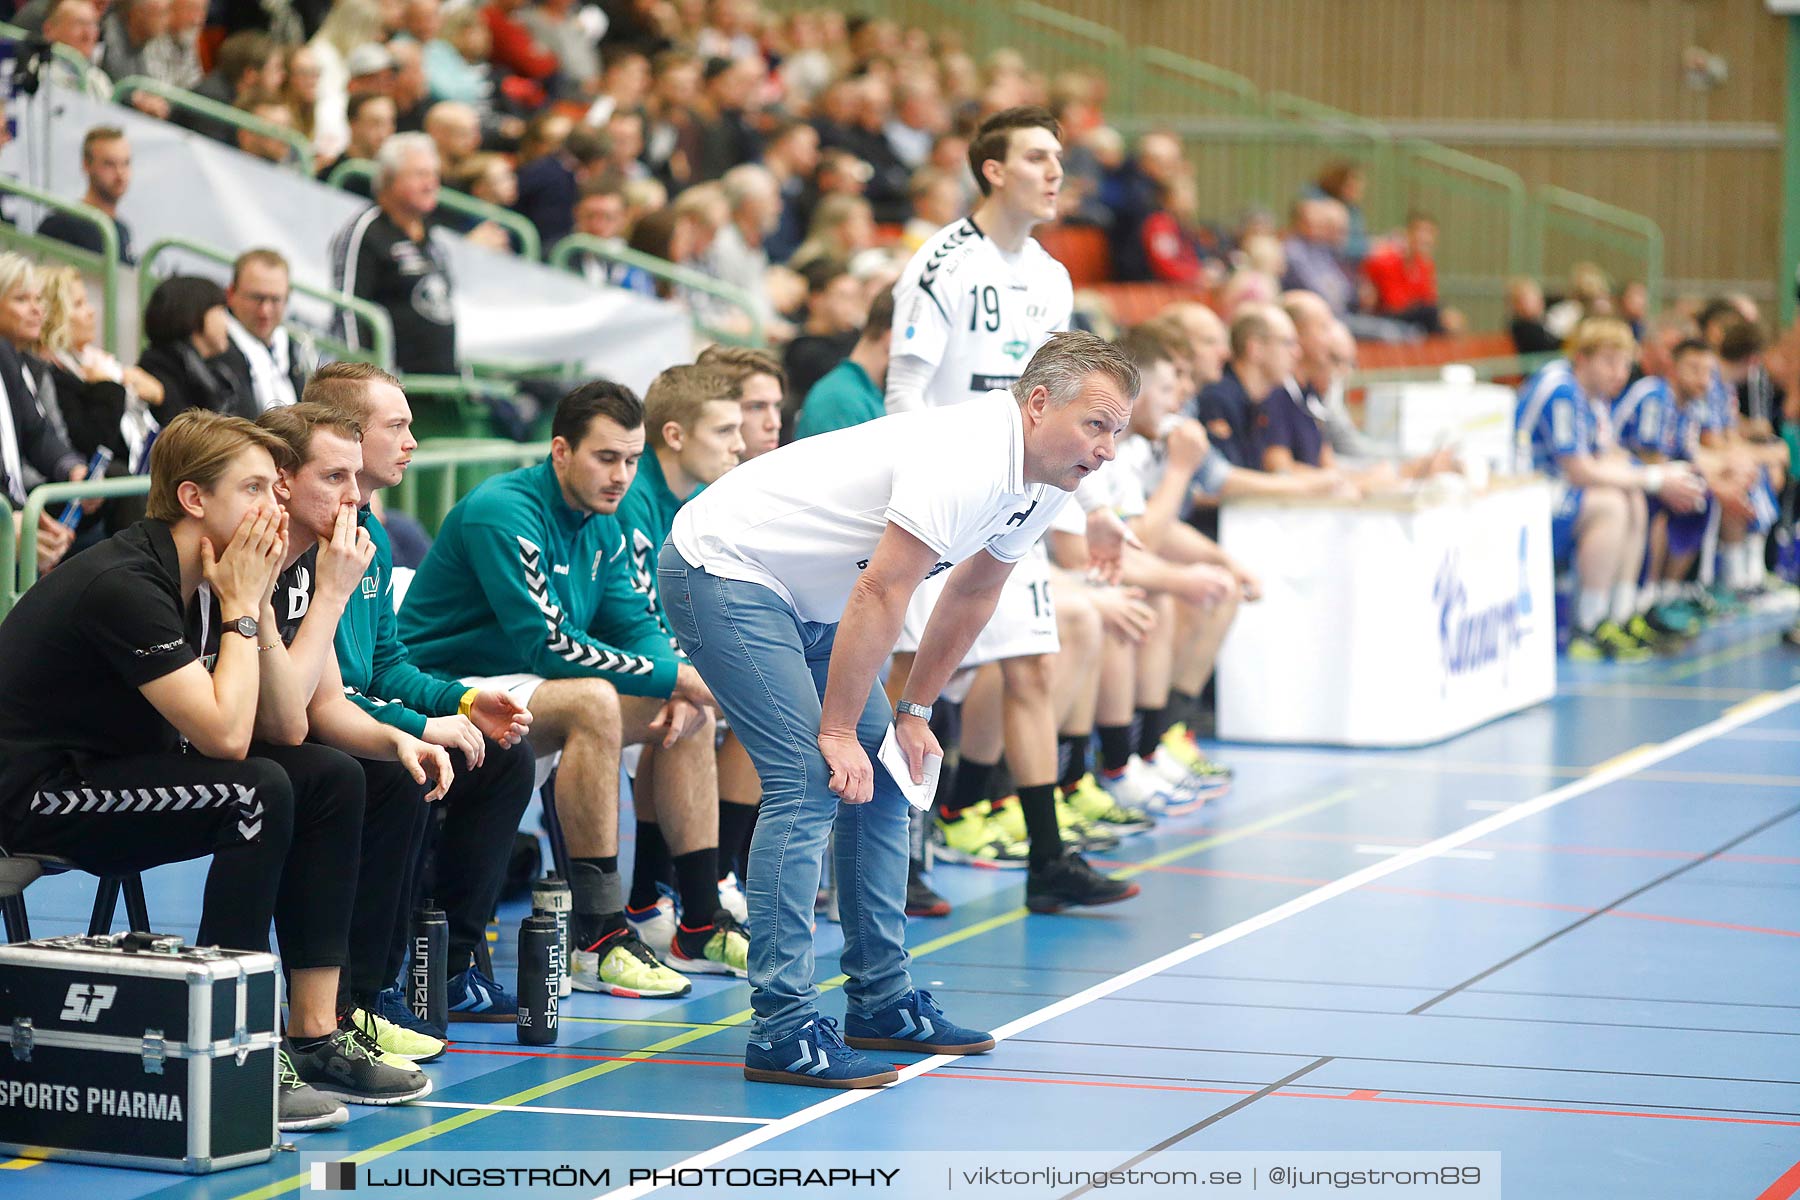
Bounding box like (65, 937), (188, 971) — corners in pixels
(446, 965), (518, 1023)
(844, 989), (995, 1055)
(374, 986), (446, 1042)
(744, 1017), (899, 1089)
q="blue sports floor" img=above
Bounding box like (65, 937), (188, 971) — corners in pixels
(6, 611), (1800, 1199)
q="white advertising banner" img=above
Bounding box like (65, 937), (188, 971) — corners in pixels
(2, 90), (693, 393)
(1216, 480), (1556, 747)
(1363, 379), (1517, 472)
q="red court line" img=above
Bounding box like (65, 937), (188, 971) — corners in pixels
(1757, 1159), (1800, 1200)
(446, 1047), (1800, 1129)
(1103, 862), (1800, 939)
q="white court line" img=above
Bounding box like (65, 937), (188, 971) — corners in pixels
(412, 1101), (772, 1126)
(1355, 843), (1494, 859)
(598, 684), (1800, 1200)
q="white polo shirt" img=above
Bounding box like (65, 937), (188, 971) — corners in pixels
(670, 390), (1071, 623)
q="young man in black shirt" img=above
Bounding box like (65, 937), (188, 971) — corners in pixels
(244, 403), (457, 1063)
(328, 133), (458, 375)
(0, 410), (426, 1130)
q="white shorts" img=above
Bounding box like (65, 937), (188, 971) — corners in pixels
(457, 672), (649, 788)
(895, 543), (1060, 673)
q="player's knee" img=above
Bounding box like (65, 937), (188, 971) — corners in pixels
(569, 679), (622, 743)
(1000, 653), (1054, 697)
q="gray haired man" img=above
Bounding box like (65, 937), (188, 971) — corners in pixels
(661, 332), (1141, 1089)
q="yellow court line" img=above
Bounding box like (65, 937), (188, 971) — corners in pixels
(1663, 634), (1785, 682)
(1725, 690), (1783, 719)
(219, 783), (1364, 1200)
(0, 1156), (42, 1170)
(1586, 743), (1661, 775)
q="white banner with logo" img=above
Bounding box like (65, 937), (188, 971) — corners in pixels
(2, 90), (693, 393)
(1217, 480), (1555, 747)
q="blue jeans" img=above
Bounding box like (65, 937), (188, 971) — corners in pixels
(658, 543), (914, 1041)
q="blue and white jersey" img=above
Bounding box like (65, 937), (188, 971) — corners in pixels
(1672, 396), (1716, 463)
(1704, 366), (1737, 438)
(1515, 359), (1610, 477)
(1612, 375), (1679, 459)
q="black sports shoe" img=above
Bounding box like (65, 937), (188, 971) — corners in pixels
(1025, 852), (1141, 914)
(1784, 622), (1800, 649)
(278, 1045), (348, 1131)
(289, 1028), (433, 1106)
(905, 859), (951, 918)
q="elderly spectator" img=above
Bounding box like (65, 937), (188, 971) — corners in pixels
(513, 124), (609, 247)
(37, 127), (137, 266)
(99, 0), (175, 118)
(400, 0), (441, 43)
(518, 0), (602, 100)
(886, 77), (947, 170)
(424, 100), (484, 183)
(309, 0), (389, 162)
(214, 249), (315, 414)
(702, 164), (792, 340)
(329, 133), (459, 375)
(42, 0), (123, 105)
(149, 0), (205, 91)
(1281, 197), (1355, 316)
(138, 276), (253, 421)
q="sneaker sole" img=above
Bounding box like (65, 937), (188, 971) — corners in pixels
(905, 900), (952, 918)
(667, 950), (749, 978)
(570, 975), (694, 999)
(743, 1066), (899, 1089)
(1026, 881), (1142, 914)
(931, 846), (1030, 870)
(1081, 817), (1156, 835)
(310, 1074), (434, 1107)
(279, 1106), (349, 1132)
(843, 1034), (995, 1054)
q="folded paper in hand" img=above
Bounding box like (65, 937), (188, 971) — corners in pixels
(878, 724), (942, 811)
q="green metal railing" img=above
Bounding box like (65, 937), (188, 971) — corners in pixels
(137, 235), (397, 369)
(0, 440), (556, 613)
(548, 234), (766, 347)
(758, 0), (1663, 311)
(325, 160), (542, 261)
(0, 177), (123, 355)
(111, 76), (315, 175)
(1533, 184), (1666, 311)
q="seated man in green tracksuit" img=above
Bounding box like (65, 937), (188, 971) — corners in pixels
(614, 364), (749, 957)
(397, 381), (742, 998)
(305, 363), (538, 1033)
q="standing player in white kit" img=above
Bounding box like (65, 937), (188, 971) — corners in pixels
(886, 106), (1138, 911)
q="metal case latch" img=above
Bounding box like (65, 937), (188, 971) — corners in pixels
(142, 1029), (167, 1075)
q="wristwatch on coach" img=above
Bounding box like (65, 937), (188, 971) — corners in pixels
(896, 700), (932, 722)
(224, 615), (260, 641)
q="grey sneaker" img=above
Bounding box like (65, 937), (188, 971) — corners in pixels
(278, 1046), (349, 1131)
(290, 1028), (433, 1106)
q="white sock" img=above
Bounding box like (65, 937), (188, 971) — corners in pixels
(1610, 582), (1639, 623)
(1577, 589), (1611, 630)
(1726, 542), (1751, 589)
(1639, 583), (1661, 612)
(1660, 580), (1683, 605)
(1746, 534), (1767, 586)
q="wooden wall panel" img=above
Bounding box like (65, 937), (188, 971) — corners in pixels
(1028, 1), (1785, 296)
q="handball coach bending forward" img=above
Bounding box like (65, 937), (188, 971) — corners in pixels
(660, 331), (1139, 1088)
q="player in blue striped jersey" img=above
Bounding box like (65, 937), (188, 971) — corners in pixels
(1514, 318), (1705, 660)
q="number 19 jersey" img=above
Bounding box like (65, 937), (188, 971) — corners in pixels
(889, 217), (1074, 407)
